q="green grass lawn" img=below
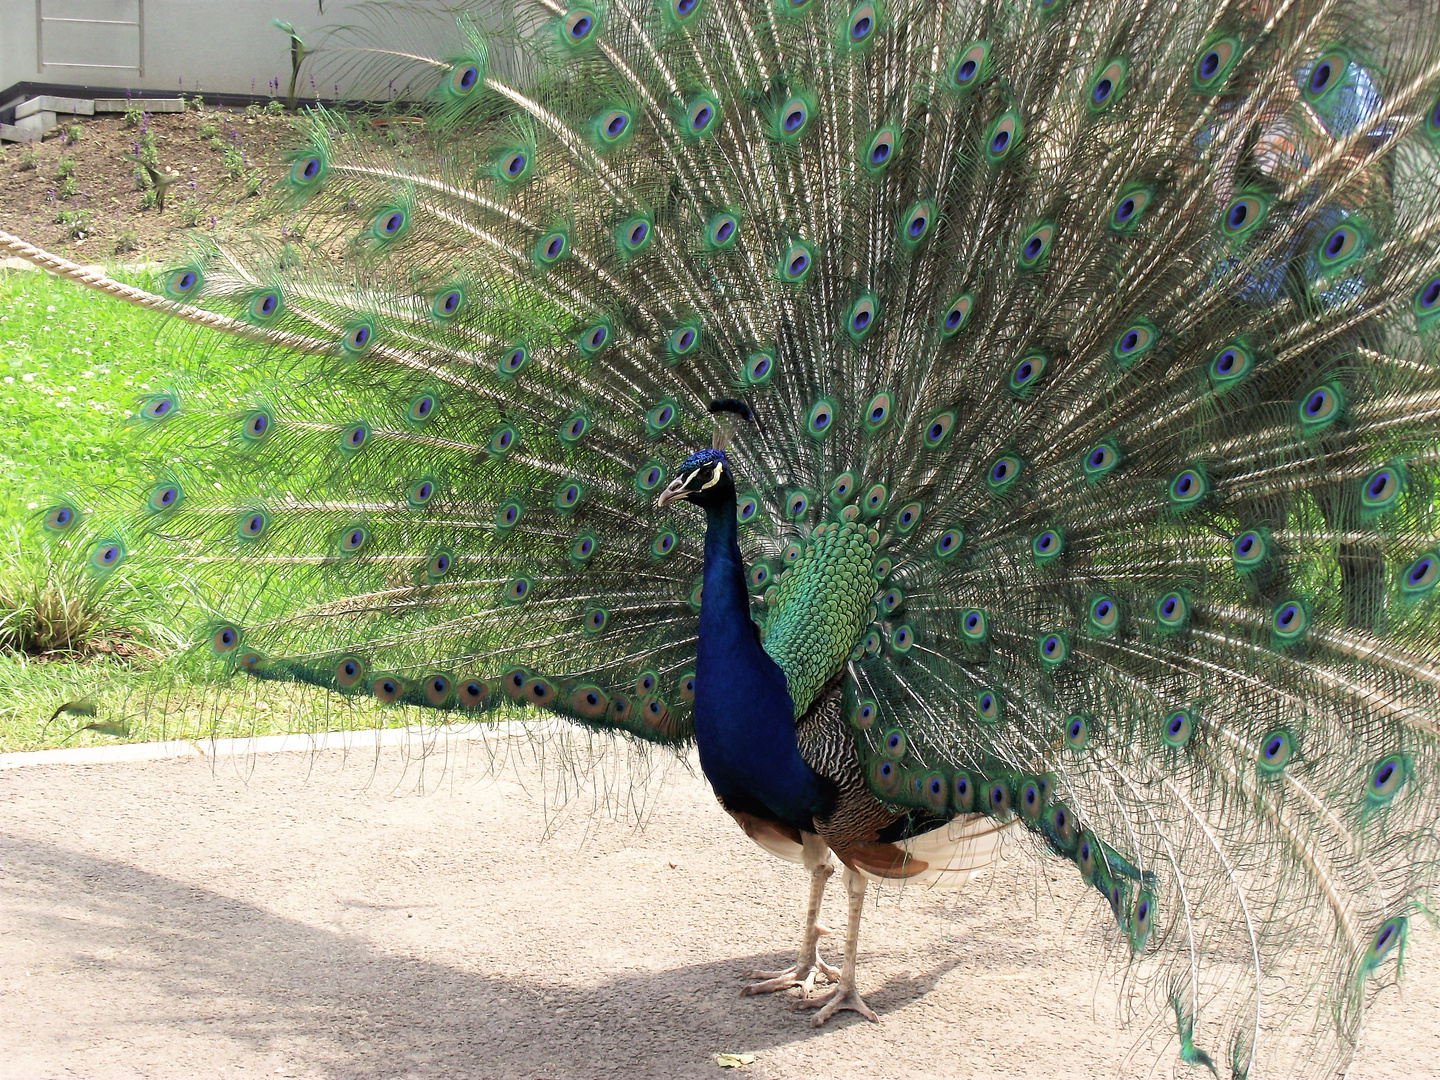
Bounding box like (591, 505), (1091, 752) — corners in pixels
(0, 267), (481, 752)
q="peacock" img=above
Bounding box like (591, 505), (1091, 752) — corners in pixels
(7, 0), (1440, 1071)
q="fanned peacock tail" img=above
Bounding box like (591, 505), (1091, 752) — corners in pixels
(14, 0), (1440, 1072)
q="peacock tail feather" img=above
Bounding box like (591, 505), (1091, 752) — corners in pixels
(11, 0), (1440, 1072)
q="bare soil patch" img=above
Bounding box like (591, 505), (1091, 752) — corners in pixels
(0, 739), (1435, 1079)
(0, 106), (293, 264)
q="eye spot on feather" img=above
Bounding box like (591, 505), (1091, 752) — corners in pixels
(165, 267), (202, 299)
(141, 395), (176, 420)
(940, 293), (973, 336)
(1065, 714), (1089, 750)
(563, 6), (598, 42)
(427, 550), (452, 578)
(706, 212), (740, 249)
(1155, 591), (1188, 629)
(987, 781), (1010, 815)
(1193, 36), (1240, 90)
(846, 1), (876, 43)
(650, 531), (675, 559)
(743, 352), (774, 385)
(504, 576), (533, 603)
(536, 231), (569, 265)
(900, 201), (934, 246)
(42, 504), (78, 532)
(407, 480), (436, 510)
(559, 415), (589, 444)
(1008, 351), (1046, 394)
(846, 294), (878, 338)
(785, 491), (810, 519)
(686, 95), (718, 135)
(211, 625), (241, 655)
(249, 290), (282, 322)
(1401, 552), (1438, 596)
(976, 690), (1001, 723)
(1160, 708), (1194, 748)
(882, 728), (906, 758)
(679, 675), (696, 703)
(1017, 222), (1053, 268)
(1258, 729), (1296, 773)
(459, 680), (488, 709)
(1167, 467), (1208, 508)
(780, 240), (815, 282)
(584, 608), (609, 634)
(500, 149), (528, 180)
(951, 774), (974, 812)
(238, 512), (269, 541)
(923, 411), (954, 447)
(1083, 440), (1119, 480)
(147, 484), (181, 512)
(338, 526), (368, 554)
(987, 454), (1022, 494)
(960, 608), (988, 642)
(293, 155), (324, 184)
(372, 677), (403, 704)
(1271, 599), (1310, 644)
(1361, 465), (1403, 513)
(571, 534), (598, 565)
(935, 529), (962, 559)
(490, 425), (518, 456)
(830, 472), (855, 502)
(737, 496), (759, 524)
(951, 41), (988, 90)
(1221, 193), (1269, 238)
(1089, 60), (1126, 110)
(806, 399), (836, 438)
(748, 562), (771, 589)
(339, 423), (369, 453)
(425, 675), (453, 707)
(408, 394), (436, 424)
(985, 111), (1020, 161)
(861, 630), (881, 656)
(894, 502), (920, 533)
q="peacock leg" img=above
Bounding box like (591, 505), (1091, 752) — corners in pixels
(795, 866), (878, 1025)
(741, 832), (840, 995)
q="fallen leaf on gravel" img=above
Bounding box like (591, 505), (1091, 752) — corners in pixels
(715, 1053), (755, 1068)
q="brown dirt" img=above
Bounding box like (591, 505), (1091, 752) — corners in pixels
(0, 738), (1436, 1079)
(0, 106), (294, 264)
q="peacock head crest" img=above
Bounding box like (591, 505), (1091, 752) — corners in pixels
(658, 448), (733, 509)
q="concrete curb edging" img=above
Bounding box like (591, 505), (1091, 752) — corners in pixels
(0, 719), (560, 771)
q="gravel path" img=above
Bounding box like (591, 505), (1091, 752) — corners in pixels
(2, 733), (1435, 1079)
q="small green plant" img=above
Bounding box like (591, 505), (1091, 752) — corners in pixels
(55, 208), (93, 239)
(18, 149), (38, 171)
(56, 175), (79, 200)
(243, 171), (265, 197)
(198, 120), (221, 139)
(123, 104), (144, 128)
(244, 103), (264, 120)
(114, 229), (139, 255)
(134, 131), (158, 168)
(222, 144), (246, 179)
(139, 187), (159, 210)
(264, 99), (286, 117)
(209, 136), (225, 150)
(179, 198), (204, 228)
(64, 123), (82, 145)
(54, 155), (77, 179)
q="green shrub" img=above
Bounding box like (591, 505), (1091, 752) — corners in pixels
(56, 175), (79, 200)
(18, 149), (38, 171)
(123, 105), (143, 128)
(113, 230), (139, 255)
(54, 155), (77, 179)
(55, 209), (92, 239)
(198, 120), (220, 139)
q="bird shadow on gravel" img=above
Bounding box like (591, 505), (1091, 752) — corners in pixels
(0, 832), (965, 1080)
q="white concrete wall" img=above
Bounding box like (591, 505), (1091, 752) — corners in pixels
(0, 0), (513, 100)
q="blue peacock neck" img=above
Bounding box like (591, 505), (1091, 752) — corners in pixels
(692, 492), (828, 829)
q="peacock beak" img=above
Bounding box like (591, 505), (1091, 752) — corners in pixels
(656, 474), (691, 508)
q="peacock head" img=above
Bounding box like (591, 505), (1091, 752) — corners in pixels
(657, 448), (734, 509)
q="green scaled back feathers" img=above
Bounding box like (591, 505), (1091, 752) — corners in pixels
(20, 0), (1440, 1075)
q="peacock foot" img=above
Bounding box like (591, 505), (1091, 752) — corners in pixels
(739, 953), (840, 996)
(795, 982), (878, 1026)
